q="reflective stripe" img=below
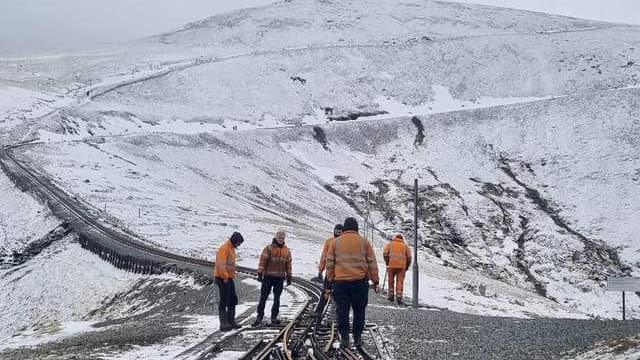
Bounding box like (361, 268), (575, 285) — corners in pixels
(260, 243), (291, 277)
(335, 253), (367, 261)
(339, 262), (368, 269)
(214, 240), (237, 279)
(387, 239), (408, 268)
(269, 257), (289, 262)
(332, 231), (375, 281)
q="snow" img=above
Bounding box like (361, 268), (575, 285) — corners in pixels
(211, 351), (246, 360)
(107, 306), (251, 360)
(0, 168), (60, 255)
(0, 321), (97, 351)
(0, 0), (639, 347)
(0, 236), (143, 340)
(570, 336), (640, 359)
(0, 85), (57, 119)
(25, 83), (640, 319)
(372, 84), (552, 119)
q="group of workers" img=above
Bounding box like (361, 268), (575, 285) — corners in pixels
(212, 216), (412, 349)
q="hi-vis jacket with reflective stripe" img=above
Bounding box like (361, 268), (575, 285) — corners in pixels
(318, 236), (336, 273)
(214, 239), (237, 280)
(326, 230), (379, 283)
(258, 240), (292, 279)
(383, 235), (412, 270)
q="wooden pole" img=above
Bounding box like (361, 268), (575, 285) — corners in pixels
(623, 291), (626, 320)
(413, 179), (419, 309)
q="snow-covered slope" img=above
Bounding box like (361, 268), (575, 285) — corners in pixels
(14, 83), (640, 318)
(2, 0), (640, 322)
(0, 236), (142, 340)
(19, 24), (640, 139)
(0, 169), (60, 257)
(2, 0), (639, 138)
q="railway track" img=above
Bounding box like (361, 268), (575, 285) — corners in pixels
(0, 142), (393, 360)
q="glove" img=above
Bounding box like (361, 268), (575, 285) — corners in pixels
(257, 274), (263, 282)
(324, 289), (332, 299)
(286, 277), (292, 286)
(324, 281), (333, 291)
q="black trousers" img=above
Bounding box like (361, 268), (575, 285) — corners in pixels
(333, 279), (369, 339)
(257, 276), (284, 319)
(215, 278), (238, 315)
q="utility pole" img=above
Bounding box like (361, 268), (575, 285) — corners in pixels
(623, 291), (626, 320)
(363, 192), (369, 239)
(413, 178), (419, 309)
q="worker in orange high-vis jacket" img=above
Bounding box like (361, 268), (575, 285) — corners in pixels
(316, 224), (343, 317)
(325, 217), (379, 349)
(383, 233), (412, 305)
(318, 224), (344, 279)
(213, 231), (244, 331)
(253, 230), (292, 326)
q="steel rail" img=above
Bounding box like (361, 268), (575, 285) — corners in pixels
(1, 143), (389, 360)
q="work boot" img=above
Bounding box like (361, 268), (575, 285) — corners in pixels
(354, 334), (363, 349)
(219, 309), (232, 332)
(397, 298), (404, 305)
(228, 306), (241, 329)
(339, 332), (350, 349)
(270, 318), (282, 325)
(252, 315), (263, 327)
(388, 294), (394, 302)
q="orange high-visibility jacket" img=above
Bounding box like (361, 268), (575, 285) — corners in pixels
(383, 235), (412, 270)
(318, 236), (336, 273)
(213, 239), (237, 280)
(258, 242), (292, 279)
(326, 230), (379, 284)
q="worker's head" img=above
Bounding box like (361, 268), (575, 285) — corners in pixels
(343, 217), (359, 232)
(395, 233), (404, 241)
(333, 224), (343, 237)
(230, 232), (244, 247)
(275, 230), (286, 245)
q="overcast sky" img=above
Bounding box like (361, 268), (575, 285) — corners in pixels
(1, 0), (639, 55)
(452, 0), (640, 25)
(0, 0), (276, 55)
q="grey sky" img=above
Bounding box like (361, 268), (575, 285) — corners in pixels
(1, 0), (639, 55)
(452, 0), (640, 25)
(0, 0), (275, 55)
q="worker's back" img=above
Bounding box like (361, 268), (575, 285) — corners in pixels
(384, 235), (411, 269)
(328, 230), (379, 283)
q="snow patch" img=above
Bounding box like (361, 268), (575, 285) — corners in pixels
(0, 321), (98, 351)
(105, 305), (251, 360)
(374, 84), (552, 119)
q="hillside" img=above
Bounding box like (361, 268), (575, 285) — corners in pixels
(2, 0), (640, 356)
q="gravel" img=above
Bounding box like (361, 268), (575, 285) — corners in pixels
(0, 274), (261, 360)
(367, 291), (640, 360)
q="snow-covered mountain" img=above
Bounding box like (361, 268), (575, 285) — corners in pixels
(2, 0), (640, 354)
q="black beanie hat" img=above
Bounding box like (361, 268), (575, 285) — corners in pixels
(333, 224), (343, 236)
(343, 217), (358, 232)
(230, 232), (244, 246)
